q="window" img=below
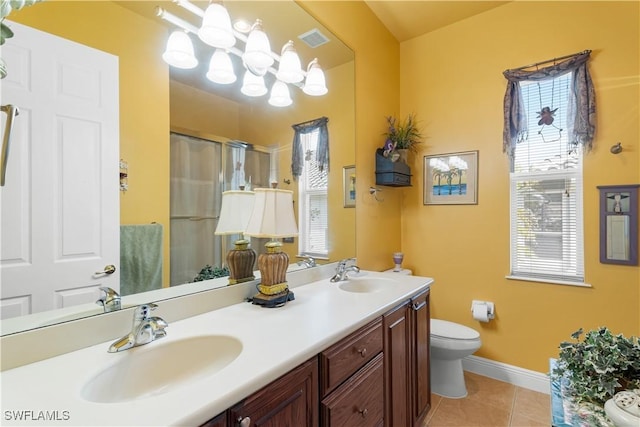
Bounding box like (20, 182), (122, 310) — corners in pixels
(509, 73), (585, 283)
(298, 129), (329, 257)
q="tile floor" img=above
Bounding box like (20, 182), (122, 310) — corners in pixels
(423, 372), (551, 426)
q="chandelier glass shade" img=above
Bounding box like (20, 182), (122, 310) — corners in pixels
(198, 3), (235, 49)
(240, 70), (268, 97)
(268, 80), (293, 107)
(162, 30), (198, 69)
(206, 49), (236, 84)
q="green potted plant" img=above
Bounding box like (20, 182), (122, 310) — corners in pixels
(551, 327), (640, 425)
(1, 0), (44, 79)
(382, 113), (424, 163)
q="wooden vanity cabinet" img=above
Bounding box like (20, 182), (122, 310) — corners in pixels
(319, 318), (384, 427)
(383, 288), (431, 427)
(227, 357), (318, 427)
(199, 287), (430, 427)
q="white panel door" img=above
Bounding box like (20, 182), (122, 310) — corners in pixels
(0, 21), (120, 319)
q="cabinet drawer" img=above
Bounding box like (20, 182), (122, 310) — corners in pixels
(321, 352), (384, 427)
(320, 318), (383, 395)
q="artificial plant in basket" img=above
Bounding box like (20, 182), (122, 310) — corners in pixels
(551, 327), (640, 407)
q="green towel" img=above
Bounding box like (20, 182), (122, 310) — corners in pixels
(120, 224), (163, 296)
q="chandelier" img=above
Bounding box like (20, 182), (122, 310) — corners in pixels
(156, 0), (328, 107)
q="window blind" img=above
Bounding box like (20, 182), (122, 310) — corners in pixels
(510, 75), (585, 283)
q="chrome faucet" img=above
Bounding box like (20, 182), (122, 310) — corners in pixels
(108, 303), (168, 353)
(96, 286), (121, 312)
(297, 256), (316, 268)
(330, 258), (360, 282)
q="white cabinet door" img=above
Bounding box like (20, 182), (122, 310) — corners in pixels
(0, 21), (119, 319)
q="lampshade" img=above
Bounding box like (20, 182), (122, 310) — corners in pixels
(268, 80), (292, 107)
(162, 30), (198, 69)
(198, 3), (235, 49)
(242, 19), (274, 72)
(303, 58), (328, 96)
(240, 70), (268, 97)
(215, 190), (255, 235)
(206, 49), (236, 84)
(276, 41), (303, 84)
(244, 188), (298, 239)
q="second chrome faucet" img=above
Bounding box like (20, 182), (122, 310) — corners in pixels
(108, 303), (168, 353)
(330, 258), (360, 282)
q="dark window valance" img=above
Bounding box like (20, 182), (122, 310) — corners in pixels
(502, 50), (596, 159)
(291, 116), (329, 179)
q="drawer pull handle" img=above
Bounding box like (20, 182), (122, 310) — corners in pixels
(357, 347), (367, 357)
(358, 408), (368, 418)
(237, 416), (251, 427)
(412, 301), (426, 311)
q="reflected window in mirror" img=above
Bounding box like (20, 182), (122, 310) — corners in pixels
(297, 128), (329, 258)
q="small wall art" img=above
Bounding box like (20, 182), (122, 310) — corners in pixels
(423, 151), (478, 205)
(343, 165), (356, 208)
(597, 184), (639, 265)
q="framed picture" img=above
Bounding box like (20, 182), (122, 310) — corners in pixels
(343, 165), (356, 208)
(597, 184), (639, 265)
(423, 151), (478, 205)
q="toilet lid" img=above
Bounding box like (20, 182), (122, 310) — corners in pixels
(431, 319), (480, 340)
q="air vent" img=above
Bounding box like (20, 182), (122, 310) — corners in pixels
(298, 28), (330, 48)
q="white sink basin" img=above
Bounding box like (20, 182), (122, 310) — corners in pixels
(81, 335), (242, 403)
(338, 277), (398, 293)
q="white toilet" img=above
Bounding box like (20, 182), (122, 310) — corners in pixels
(430, 318), (481, 398)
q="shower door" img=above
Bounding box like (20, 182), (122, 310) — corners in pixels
(170, 133), (223, 285)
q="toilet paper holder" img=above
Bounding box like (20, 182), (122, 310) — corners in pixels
(471, 300), (495, 321)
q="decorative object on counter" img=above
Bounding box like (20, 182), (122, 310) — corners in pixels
(392, 252), (403, 272)
(375, 149), (411, 187)
(0, 0), (44, 79)
(423, 151), (478, 205)
(551, 327), (640, 426)
(381, 113), (424, 164)
(343, 165), (356, 208)
(610, 142), (623, 154)
(244, 187), (298, 307)
(192, 265), (230, 282)
(156, 0), (328, 108)
(215, 189), (257, 284)
(597, 185), (639, 266)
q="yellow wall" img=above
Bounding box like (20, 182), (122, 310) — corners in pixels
(300, 1), (403, 271)
(11, 1), (171, 287)
(399, 1), (639, 372)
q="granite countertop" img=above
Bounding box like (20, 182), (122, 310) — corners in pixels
(0, 271), (432, 426)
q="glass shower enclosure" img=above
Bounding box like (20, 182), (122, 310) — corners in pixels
(169, 132), (271, 286)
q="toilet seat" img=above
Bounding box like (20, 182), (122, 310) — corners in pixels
(431, 319), (480, 340)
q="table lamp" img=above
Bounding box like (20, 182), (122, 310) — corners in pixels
(214, 189), (256, 285)
(244, 187), (298, 307)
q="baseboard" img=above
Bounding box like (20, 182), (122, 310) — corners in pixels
(462, 355), (550, 395)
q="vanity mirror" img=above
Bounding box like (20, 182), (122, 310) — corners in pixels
(0, 0), (355, 335)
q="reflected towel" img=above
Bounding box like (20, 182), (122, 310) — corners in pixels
(120, 224), (163, 296)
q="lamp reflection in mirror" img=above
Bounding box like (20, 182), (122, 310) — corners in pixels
(214, 190), (256, 285)
(206, 49), (236, 84)
(157, 0), (328, 106)
(242, 19), (274, 74)
(268, 80), (292, 107)
(303, 58), (328, 96)
(240, 71), (268, 97)
(162, 30), (198, 69)
(244, 187), (298, 307)
(198, 3), (235, 49)
(277, 41), (304, 84)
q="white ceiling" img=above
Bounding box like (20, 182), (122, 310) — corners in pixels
(364, 1), (510, 42)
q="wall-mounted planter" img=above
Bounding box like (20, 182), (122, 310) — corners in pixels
(375, 149), (411, 187)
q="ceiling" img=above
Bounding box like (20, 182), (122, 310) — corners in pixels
(364, 1), (510, 42)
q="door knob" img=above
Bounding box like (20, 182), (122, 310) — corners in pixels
(95, 265), (116, 275)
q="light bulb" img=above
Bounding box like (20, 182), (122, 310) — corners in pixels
(242, 19), (274, 72)
(268, 80), (292, 107)
(276, 41), (303, 84)
(206, 49), (236, 84)
(303, 58), (328, 96)
(240, 70), (267, 97)
(198, 3), (235, 48)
